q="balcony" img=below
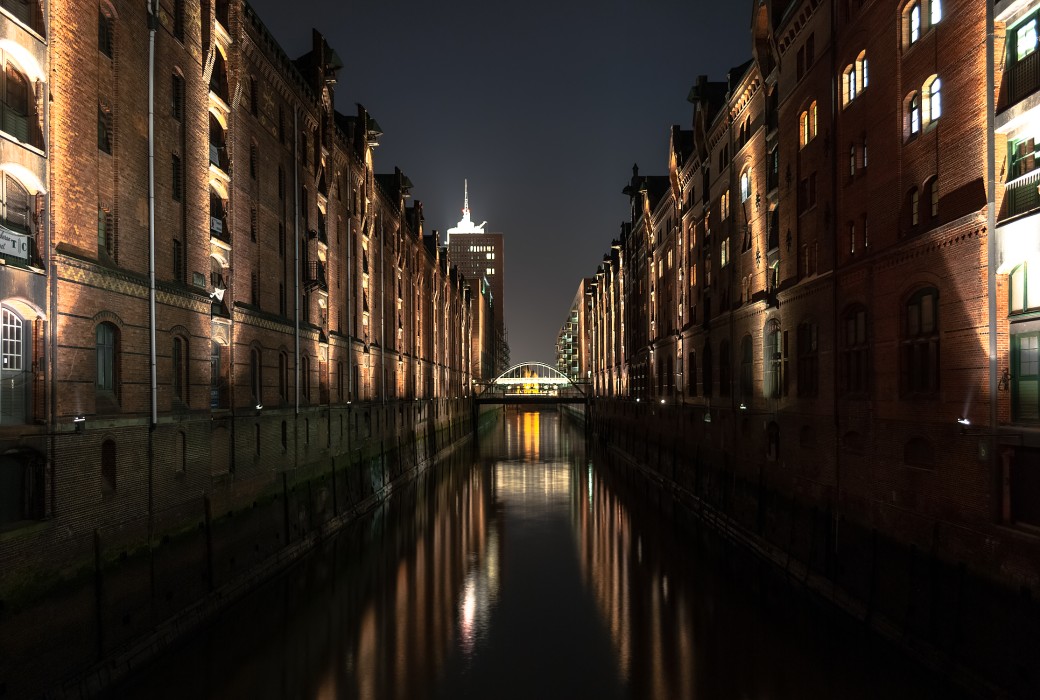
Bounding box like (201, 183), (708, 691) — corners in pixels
(1007, 50), (1040, 108)
(305, 260), (328, 291)
(1004, 169), (1040, 219)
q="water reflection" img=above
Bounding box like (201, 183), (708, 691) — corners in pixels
(115, 408), (961, 700)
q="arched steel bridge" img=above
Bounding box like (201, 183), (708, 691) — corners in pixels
(474, 362), (590, 405)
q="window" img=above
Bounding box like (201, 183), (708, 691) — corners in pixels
(740, 169), (752, 202)
(908, 93), (921, 135)
(171, 74), (184, 120)
(301, 354), (311, 401)
(811, 101), (818, 139)
(719, 340), (730, 396)
(930, 0), (941, 25)
(797, 321), (818, 397)
(740, 334), (753, 400)
(906, 1), (921, 45)
(1, 306), (22, 373)
(1013, 332), (1040, 420)
(702, 342), (713, 398)
(1, 174), (32, 241)
(173, 0), (184, 41)
(902, 287), (939, 396)
(98, 104), (112, 153)
(842, 64), (857, 105)
(720, 236), (730, 267)
(849, 145), (856, 176)
(800, 110), (809, 147)
(210, 340), (228, 408)
(1010, 260), (1040, 314)
(278, 351), (289, 401)
(1016, 16), (1038, 61)
(840, 306), (869, 395)
(857, 51), (868, 90)
(765, 320), (782, 398)
(927, 177), (939, 219)
(849, 221), (856, 254)
(98, 8), (114, 57)
(1, 59), (39, 147)
(249, 346), (262, 405)
(101, 440), (116, 492)
(97, 206), (115, 259)
(172, 154), (182, 201)
(910, 187), (920, 226)
(96, 322), (118, 394)
(924, 76), (941, 124)
(172, 336), (187, 402)
(862, 137), (868, 168)
(172, 239), (183, 281)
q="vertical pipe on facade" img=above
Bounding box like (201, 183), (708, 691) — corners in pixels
(45, 28), (56, 516)
(294, 108), (300, 414)
(986, 2), (998, 459)
(148, 0), (158, 428)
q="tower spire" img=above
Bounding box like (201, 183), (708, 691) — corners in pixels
(463, 179), (470, 218)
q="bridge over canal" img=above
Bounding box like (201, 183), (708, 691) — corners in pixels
(474, 362), (590, 405)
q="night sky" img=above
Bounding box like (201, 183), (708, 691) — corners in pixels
(247, 0), (751, 365)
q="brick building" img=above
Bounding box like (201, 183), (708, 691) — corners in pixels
(0, 0), (489, 664)
(578, 0), (1039, 663)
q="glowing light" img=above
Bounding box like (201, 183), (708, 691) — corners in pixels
(957, 417), (971, 426)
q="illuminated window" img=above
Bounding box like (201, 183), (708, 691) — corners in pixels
(799, 110), (809, 147)
(811, 101), (818, 138)
(924, 76), (941, 124)
(842, 64), (856, 105)
(908, 92), (921, 135)
(720, 236), (730, 267)
(905, 1), (921, 46)
(930, 0), (941, 25)
(857, 51), (868, 90)
(1015, 17), (1039, 61)
(740, 168), (752, 202)
(764, 320), (783, 398)
(902, 287), (939, 396)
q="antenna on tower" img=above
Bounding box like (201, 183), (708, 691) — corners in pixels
(463, 179), (469, 216)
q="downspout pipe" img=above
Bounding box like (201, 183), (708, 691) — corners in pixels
(294, 107), (300, 415)
(148, 0), (158, 428)
(986, 1), (998, 485)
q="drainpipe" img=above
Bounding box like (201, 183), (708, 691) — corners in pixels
(147, 0), (158, 526)
(147, 0), (158, 429)
(986, 1), (998, 485)
(294, 108), (300, 415)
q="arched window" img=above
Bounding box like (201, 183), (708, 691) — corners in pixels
(2, 59), (39, 147)
(856, 51), (868, 91)
(740, 334), (754, 400)
(842, 64), (856, 105)
(765, 320), (782, 398)
(172, 336), (188, 403)
(249, 346), (262, 405)
(210, 340), (228, 408)
(930, 0), (942, 25)
(905, 1), (922, 46)
(925, 176), (939, 220)
(101, 439), (117, 492)
(209, 186), (228, 243)
(702, 342), (713, 398)
(840, 306), (870, 395)
(0, 304), (31, 425)
(799, 110), (809, 147)
(810, 101), (818, 138)
(740, 168), (752, 202)
(902, 287), (939, 396)
(908, 92), (921, 135)
(1, 174), (32, 243)
(209, 112), (227, 171)
(924, 76), (942, 124)
(278, 350), (289, 401)
(171, 73), (184, 121)
(96, 322), (118, 394)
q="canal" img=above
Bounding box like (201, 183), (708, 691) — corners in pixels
(113, 408), (966, 699)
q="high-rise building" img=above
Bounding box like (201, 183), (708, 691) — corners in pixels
(447, 181), (507, 370)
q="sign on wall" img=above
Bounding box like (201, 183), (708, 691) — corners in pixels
(0, 227), (28, 260)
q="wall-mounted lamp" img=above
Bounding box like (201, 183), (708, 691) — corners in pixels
(636, 397), (641, 403)
(660, 399), (666, 405)
(703, 412), (712, 423)
(957, 417), (971, 426)
(74, 416), (86, 433)
(739, 403), (748, 411)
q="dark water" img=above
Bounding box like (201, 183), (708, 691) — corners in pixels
(115, 408), (965, 699)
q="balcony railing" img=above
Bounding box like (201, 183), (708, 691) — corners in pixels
(1008, 50), (1040, 107)
(305, 260), (328, 291)
(1005, 169), (1040, 218)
